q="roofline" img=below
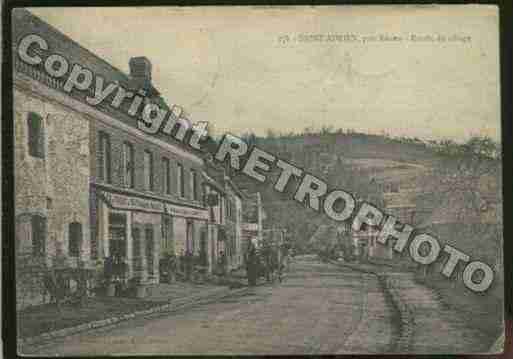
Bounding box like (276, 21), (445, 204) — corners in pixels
(201, 172), (226, 194)
(225, 177), (246, 199)
(14, 71), (204, 165)
(17, 9), (134, 87)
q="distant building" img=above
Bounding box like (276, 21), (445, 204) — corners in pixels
(203, 160), (245, 272)
(240, 191), (264, 260)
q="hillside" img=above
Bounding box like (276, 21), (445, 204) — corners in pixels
(230, 130), (501, 254)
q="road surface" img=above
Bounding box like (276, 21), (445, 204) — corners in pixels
(25, 256), (398, 355)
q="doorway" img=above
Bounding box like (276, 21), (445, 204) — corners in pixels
(186, 221), (194, 254)
(109, 213), (127, 259)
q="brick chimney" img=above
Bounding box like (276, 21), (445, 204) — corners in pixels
(129, 56), (152, 89)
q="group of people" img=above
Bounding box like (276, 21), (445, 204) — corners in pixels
(245, 241), (291, 286)
(161, 250), (211, 282)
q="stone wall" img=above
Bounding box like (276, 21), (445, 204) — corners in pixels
(14, 82), (91, 265)
(15, 77), (91, 308)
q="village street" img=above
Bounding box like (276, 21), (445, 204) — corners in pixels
(24, 256), (395, 355)
(24, 255), (492, 356)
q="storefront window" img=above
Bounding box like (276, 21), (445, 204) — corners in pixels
(133, 228), (142, 271)
(186, 221), (194, 253)
(108, 213), (127, 258)
(162, 215), (173, 252)
(145, 225), (154, 275)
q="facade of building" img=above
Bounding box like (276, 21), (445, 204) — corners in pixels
(13, 9), (224, 306)
(90, 111), (209, 284)
(240, 191), (264, 261)
(224, 178), (244, 270)
(14, 56), (93, 307)
(202, 160), (245, 272)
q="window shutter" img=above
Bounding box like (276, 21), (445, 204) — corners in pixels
(98, 133), (105, 180)
(38, 117), (45, 158)
(105, 136), (111, 183)
(99, 132), (111, 183)
(145, 225), (154, 275)
(27, 112), (44, 158)
(16, 215), (32, 256)
(69, 222), (83, 257)
(31, 215), (46, 256)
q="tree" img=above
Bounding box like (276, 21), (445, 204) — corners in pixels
(416, 136), (502, 280)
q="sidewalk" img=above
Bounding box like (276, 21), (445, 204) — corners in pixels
(144, 282), (231, 302)
(18, 280), (249, 348)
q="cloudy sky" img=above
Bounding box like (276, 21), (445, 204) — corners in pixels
(29, 6), (500, 141)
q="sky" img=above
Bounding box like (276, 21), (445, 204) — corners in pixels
(29, 5), (500, 142)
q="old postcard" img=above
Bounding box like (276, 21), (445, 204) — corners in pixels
(10, 5), (502, 355)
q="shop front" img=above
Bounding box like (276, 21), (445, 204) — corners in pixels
(92, 187), (209, 285)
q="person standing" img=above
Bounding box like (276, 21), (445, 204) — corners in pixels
(218, 251), (227, 276)
(246, 244), (258, 286)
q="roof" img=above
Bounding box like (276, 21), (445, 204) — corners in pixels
(12, 9), (203, 159)
(225, 177), (246, 200)
(201, 171), (226, 194)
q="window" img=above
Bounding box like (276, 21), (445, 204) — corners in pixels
(68, 222), (82, 257)
(220, 196), (224, 224)
(190, 169), (197, 200)
(27, 112), (45, 158)
(143, 150), (154, 191)
(162, 157), (171, 195)
(132, 228), (142, 271)
(31, 215), (46, 256)
(177, 163), (184, 197)
(145, 225), (154, 275)
(162, 215), (173, 251)
(123, 142), (134, 188)
(186, 221), (194, 253)
(226, 200), (235, 221)
(98, 131), (111, 183)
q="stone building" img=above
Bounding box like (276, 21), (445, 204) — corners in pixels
(13, 9), (212, 294)
(13, 9), (93, 307)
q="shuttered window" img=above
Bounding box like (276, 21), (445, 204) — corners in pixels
(133, 228), (142, 271)
(177, 163), (185, 198)
(98, 131), (111, 183)
(68, 222), (82, 257)
(190, 169), (197, 200)
(145, 226), (154, 275)
(162, 157), (171, 195)
(123, 142), (135, 188)
(31, 215), (46, 257)
(144, 150), (154, 191)
(27, 112), (44, 158)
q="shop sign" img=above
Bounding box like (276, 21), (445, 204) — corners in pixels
(164, 203), (208, 220)
(103, 192), (164, 213)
